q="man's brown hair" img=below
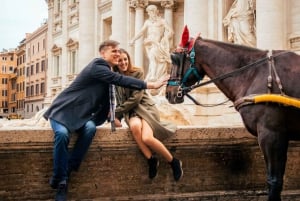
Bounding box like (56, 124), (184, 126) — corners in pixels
(99, 40), (120, 52)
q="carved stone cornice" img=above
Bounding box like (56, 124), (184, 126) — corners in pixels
(161, 0), (174, 9)
(66, 38), (79, 50)
(51, 44), (62, 55)
(290, 36), (300, 49)
(46, 0), (54, 8)
(129, 0), (149, 9)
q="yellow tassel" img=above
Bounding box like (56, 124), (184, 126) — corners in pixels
(253, 94), (300, 108)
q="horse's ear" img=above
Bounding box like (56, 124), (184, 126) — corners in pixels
(179, 25), (189, 48)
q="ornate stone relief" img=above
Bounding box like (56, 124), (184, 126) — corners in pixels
(66, 38), (79, 50)
(290, 36), (300, 50)
(51, 44), (62, 56)
(129, 0), (149, 8)
(161, 0), (174, 8)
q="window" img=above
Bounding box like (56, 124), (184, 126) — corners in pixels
(11, 93), (16, 102)
(3, 101), (8, 108)
(41, 60), (45, 71)
(31, 65), (34, 75)
(26, 67), (30, 76)
(2, 78), (7, 84)
(69, 50), (77, 74)
(26, 86), (30, 96)
(41, 82), (45, 94)
(11, 80), (16, 90)
(36, 84), (39, 95)
(36, 63), (39, 73)
(54, 55), (60, 76)
(2, 90), (7, 96)
(30, 85), (34, 96)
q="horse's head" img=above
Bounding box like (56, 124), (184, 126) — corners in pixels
(166, 25), (206, 104)
(166, 47), (205, 104)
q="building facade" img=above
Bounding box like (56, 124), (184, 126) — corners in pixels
(15, 40), (26, 119)
(43, 0), (300, 125)
(24, 23), (48, 118)
(0, 50), (17, 118)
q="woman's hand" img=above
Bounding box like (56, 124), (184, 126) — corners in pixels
(114, 118), (122, 127)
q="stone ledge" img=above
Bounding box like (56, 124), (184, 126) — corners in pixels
(0, 126), (253, 144)
(1, 127), (300, 200)
(0, 126), (255, 152)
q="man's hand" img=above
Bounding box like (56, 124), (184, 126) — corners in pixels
(147, 74), (170, 89)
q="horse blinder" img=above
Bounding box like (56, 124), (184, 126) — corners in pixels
(166, 52), (187, 103)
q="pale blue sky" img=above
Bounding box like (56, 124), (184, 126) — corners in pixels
(0, 0), (48, 50)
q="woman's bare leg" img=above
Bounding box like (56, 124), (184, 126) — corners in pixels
(141, 119), (173, 162)
(129, 117), (152, 159)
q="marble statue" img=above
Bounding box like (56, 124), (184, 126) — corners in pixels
(130, 5), (173, 84)
(223, 0), (256, 47)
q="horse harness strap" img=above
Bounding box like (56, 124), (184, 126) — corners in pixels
(234, 51), (289, 110)
(234, 94), (300, 110)
(183, 52), (270, 92)
(182, 47), (203, 84)
(267, 51), (284, 94)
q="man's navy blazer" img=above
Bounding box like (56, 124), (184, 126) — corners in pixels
(43, 58), (147, 132)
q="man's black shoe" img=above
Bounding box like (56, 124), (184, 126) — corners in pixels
(55, 180), (68, 201)
(148, 156), (159, 179)
(170, 158), (183, 181)
(49, 177), (59, 189)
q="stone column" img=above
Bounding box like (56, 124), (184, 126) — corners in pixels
(256, 0), (285, 49)
(289, 0), (300, 53)
(44, 0), (54, 106)
(61, 0), (68, 87)
(184, 0), (208, 37)
(161, 0), (174, 48)
(78, 0), (95, 70)
(111, 0), (127, 47)
(129, 0), (148, 67)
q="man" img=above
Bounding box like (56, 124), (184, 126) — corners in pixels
(43, 40), (169, 201)
(130, 4), (173, 83)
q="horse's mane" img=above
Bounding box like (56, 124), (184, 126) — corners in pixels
(198, 37), (266, 54)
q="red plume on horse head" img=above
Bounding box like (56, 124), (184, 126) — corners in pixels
(178, 25), (200, 51)
(179, 25), (190, 48)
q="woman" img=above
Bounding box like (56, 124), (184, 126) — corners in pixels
(113, 49), (183, 181)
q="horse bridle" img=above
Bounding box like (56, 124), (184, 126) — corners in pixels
(167, 48), (229, 106)
(167, 47), (204, 98)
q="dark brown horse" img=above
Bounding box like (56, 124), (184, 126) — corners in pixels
(166, 30), (300, 201)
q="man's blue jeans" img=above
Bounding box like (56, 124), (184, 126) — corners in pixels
(50, 119), (96, 182)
